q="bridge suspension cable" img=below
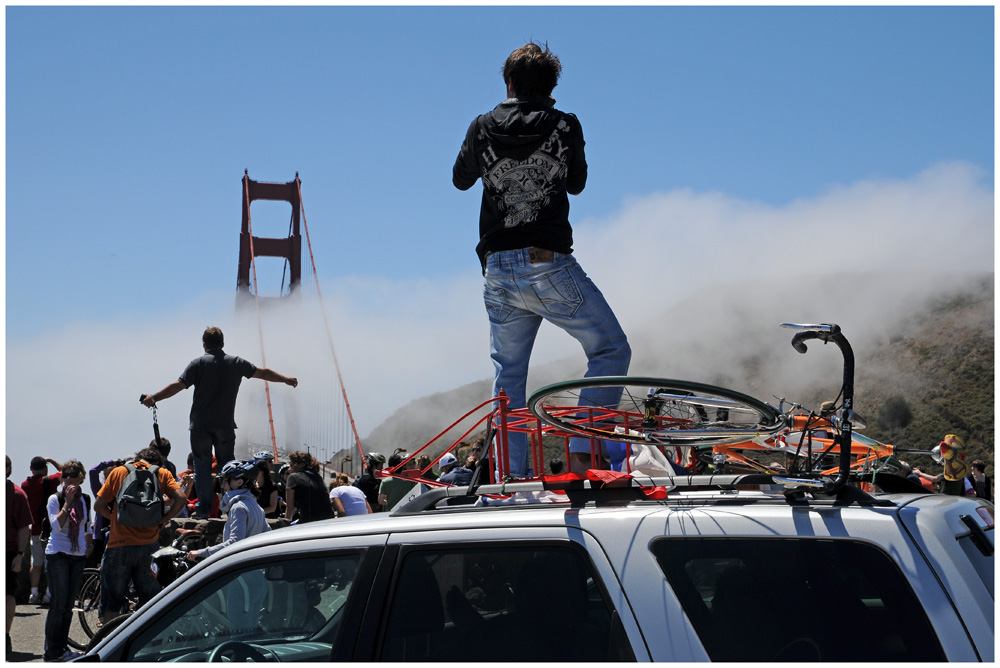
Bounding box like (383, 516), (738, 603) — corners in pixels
(295, 176), (365, 464)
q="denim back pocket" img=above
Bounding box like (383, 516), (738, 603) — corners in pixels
(530, 267), (582, 318)
(484, 284), (515, 323)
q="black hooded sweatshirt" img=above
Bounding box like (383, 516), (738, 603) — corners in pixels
(453, 97), (588, 269)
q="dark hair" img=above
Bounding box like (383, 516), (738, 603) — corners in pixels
(151, 438), (171, 457)
(228, 473), (259, 498)
(972, 459), (987, 472)
(203, 326), (224, 350)
(387, 453), (404, 468)
(30, 456), (47, 470)
(136, 447), (162, 466)
(502, 42), (561, 98)
(549, 458), (565, 475)
(288, 450), (319, 474)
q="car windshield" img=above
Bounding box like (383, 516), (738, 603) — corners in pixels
(127, 553), (362, 662)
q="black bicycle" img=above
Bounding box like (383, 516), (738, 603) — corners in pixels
(73, 529), (204, 650)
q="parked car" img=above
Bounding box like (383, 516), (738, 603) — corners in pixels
(76, 471), (993, 662)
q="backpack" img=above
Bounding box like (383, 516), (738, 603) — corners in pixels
(116, 463), (164, 527)
(40, 491), (91, 543)
(34, 476), (54, 541)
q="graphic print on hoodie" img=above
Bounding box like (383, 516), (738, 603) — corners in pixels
(453, 98), (588, 267)
(482, 117), (572, 229)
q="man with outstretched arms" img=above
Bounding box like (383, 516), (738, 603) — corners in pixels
(141, 327), (298, 519)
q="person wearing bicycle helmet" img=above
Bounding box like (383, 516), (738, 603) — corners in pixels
(353, 452), (386, 513)
(186, 460), (269, 636)
(187, 460), (269, 563)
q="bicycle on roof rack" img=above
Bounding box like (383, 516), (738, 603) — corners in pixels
(377, 322), (934, 510)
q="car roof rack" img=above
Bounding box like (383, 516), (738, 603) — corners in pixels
(392, 470), (903, 516)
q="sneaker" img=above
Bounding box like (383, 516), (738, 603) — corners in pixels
(28, 593), (41, 604)
(41, 593), (51, 605)
(57, 649), (82, 662)
(191, 512), (210, 521)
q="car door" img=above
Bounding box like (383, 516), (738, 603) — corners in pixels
(353, 526), (649, 661)
(90, 533), (388, 662)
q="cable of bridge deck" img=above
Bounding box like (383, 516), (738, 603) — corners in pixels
(243, 173), (280, 459)
(296, 176), (365, 464)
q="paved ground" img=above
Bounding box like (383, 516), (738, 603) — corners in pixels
(8, 601), (49, 662)
(7, 517), (258, 661)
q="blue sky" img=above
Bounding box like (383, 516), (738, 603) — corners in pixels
(5, 5), (994, 478)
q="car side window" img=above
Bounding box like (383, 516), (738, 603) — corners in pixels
(379, 544), (635, 662)
(126, 553), (363, 662)
(651, 537), (947, 662)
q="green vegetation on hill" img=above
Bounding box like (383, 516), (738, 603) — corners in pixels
(857, 285), (994, 475)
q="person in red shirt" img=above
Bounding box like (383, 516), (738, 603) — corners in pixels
(6, 456), (32, 655)
(20, 456), (62, 604)
(94, 448), (186, 625)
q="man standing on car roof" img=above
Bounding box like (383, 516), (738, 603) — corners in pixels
(141, 327), (298, 519)
(453, 42), (631, 477)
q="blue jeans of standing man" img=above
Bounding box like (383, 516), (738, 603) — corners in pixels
(43, 551), (87, 660)
(190, 426), (236, 516)
(484, 249), (631, 478)
(100, 543), (161, 618)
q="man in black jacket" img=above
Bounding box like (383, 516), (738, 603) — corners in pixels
(453, 42), (631, 477)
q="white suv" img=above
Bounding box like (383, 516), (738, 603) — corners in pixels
(78, 473), (993, 662)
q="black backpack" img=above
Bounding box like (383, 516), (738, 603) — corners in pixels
(39, 490), (91, 543)
(34, 477), (54, 541)
(115, 463), (164, 527)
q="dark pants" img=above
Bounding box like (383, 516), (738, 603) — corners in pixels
(100, 544), (160, 617)
(43, 552), (86, 660)
(190, 426), (236, 516)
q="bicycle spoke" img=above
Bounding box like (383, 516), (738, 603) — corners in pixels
(528, 377), (784, 446)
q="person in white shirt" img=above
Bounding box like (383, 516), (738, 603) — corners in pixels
(42, 461), (92, 662)
(329, 474), (372, 517)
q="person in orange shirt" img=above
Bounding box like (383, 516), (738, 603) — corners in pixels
(94, 448), (186, 625)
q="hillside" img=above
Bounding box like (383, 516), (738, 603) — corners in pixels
(364, 272), (993, 474)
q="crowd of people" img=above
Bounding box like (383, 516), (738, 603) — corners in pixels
(4, 440), (486, 661)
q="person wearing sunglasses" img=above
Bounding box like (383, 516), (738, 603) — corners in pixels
(42, 461), (92, 662)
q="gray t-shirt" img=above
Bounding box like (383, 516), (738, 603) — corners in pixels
(179, 349), (257, 430)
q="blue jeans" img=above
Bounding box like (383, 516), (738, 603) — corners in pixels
(43, 551), (87, 660)
(484, 249), (631, 477)
(100, 543), (160, 617)
(190, 426), (236, 516)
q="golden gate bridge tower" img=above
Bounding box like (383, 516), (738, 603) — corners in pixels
(235, 171), (363, 476)
(238, 172), (301, 298)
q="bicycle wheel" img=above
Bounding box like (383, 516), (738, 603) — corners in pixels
(76, 568), (103, 641)
(85, 613), (132, 652)
(67, 568), (101, 650)
(527, 377), (784, 446)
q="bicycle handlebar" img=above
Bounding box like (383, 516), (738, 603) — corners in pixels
(781, 323), (856, 493)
